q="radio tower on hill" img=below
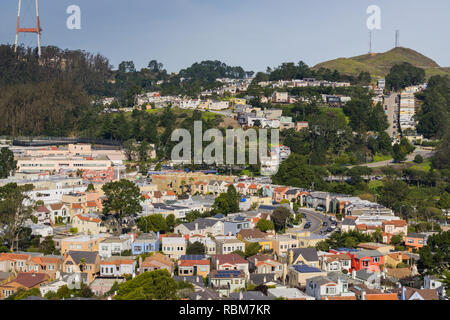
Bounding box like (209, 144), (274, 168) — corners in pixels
(14, 0), (42, 57)
(395, 30), (400, 48)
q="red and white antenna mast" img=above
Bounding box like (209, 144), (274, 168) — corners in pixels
(14, 0), (42, 57)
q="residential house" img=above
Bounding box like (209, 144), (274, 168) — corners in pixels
(271, 235), (299, 257)
(0, 272), (50, 298)
(248, 254), (284, 277)
(349, 284), (398, 300)
(209, 270), (246, 297)
(72, 213), (106, 235)
(268, 287), (314, 300)
(27, 256), (63, 279)
(213, 254), (249, 278)
(215, 238), (245, 255)
(319, 254), (352, 273)
(48, 203), (71, 224)
(131, 232), (160, 256)
(140, 253), (174, 274)
(174, 218), (224, 237)
(396, 286), (439, 300)
(99, 236), (132, 259)
(287, 248), (320, 268)
(353, 269), (381, 289)
(404, 233), (427, 252)
(162, 237), (186, 259)
(306, 276), (356, 300)
(62, 251), (101, 283)
(350, 250), (384, 272)
(272, 186), (290, 203)
(178, 257), (210, 278)
(288, 264), (327, 287)
(60, 234), (110, 254)
(223, 216), (251, 236)
(100, 257), (135, 277)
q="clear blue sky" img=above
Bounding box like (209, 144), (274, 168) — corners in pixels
(1, 0), (449, 72)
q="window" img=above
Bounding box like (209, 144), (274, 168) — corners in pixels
(373, 257), (380, 263)
(362, 260), (369, 267)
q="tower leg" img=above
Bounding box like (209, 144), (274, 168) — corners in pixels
(14, 0), (22, 53)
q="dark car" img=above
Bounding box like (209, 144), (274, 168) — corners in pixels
(322, 222), (328, 227)
(304, 222), (311, 229)
(326, 227), (332, 232)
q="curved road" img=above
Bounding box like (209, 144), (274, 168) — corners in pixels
(298, 208), (334, 235)
(349, 147), (435, 168)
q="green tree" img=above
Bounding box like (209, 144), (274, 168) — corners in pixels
(0, 147), (16, 178)
(166, 214), (176, 231)
(245, 242), (261, 258)
(114, 269), (178, 300)
(271, 207), (291, 232)
(102, 179), (143, 233)
(256, 219), (274, 232)
(40, 236), (56, 255)
(0, 183), (34, 251)
(186, 241), (206, 255)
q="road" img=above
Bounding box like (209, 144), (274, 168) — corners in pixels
(349, 147), (435, 168)
(384, 93), (399, 139)
(298, 208), (334, 235)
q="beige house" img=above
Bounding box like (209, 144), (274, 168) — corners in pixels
(288, 264), (327, 287)
(271, 235), (299, 257)
(161, 237), (186, 259)
(72, 214), (106, 235)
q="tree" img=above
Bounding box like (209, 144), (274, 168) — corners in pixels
(114, 269), (178, 300)
(271, 207), (291, 231)
(386, 62), (425, 91)
(232, 250), (245, 258)
(186, 241), (206, 255)
(245, 242), (261, 258)
(166, 214), (176, 232)
(40, 236), (56, 255)
(390, 233), (404, 246)
(212, 185), (240, 215)
(372, 228), (383, 243)
(418, 231), (450, 275)
(0, 148), (16, 178)
(0, 183), (34, 251)
(86, 183), (95, 192)
(137, 214), (168, 233)
(414, 154), (424, 164)
(102, 180), (143, 233)
(123, 139), (137, 161)
(256, 219), (274, 232)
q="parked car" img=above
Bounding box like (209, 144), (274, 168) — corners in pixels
(323, 222), (328, 227)
(304, 222), (311, 229)
(326, 227), (332, 232)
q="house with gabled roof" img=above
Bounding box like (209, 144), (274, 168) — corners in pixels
(306, 275), (356, 300)
(288, 264), (327, 287)
(100, 257), (135, 277)
(174, 218), (224, 237)
(62, 250), (100, 283)
(396, 286), (439, 300)
(349, 250), (384, 272)
(0, 272), (50, 298)
(140, 253), (174, 274)
(212, 254), (249, 277)
(48, 203), (71, 224)
(273, 186), (290, 203)
(287, 248), (320, 268)
(72, 213), (106, 235)
(209, 270), (246, 297)
(33, 205), (51, 224)
(248, 254), (284, 277)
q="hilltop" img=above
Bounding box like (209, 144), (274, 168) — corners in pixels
(313, 47), (450, 79)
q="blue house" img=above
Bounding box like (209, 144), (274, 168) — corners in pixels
(131, 231), (160, 255)
(224, 216), (251, 236)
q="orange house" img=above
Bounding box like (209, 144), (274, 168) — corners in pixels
(404, 233), (427, 252)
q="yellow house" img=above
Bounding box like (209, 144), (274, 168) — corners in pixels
(72, 214), (107, 235)
(286, 230), (323, 248)
(232, 98), (247, 105)
(246, 239), (273, 252)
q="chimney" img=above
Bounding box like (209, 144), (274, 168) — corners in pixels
(195, 223), (198, 231)
(239, 291), (243, 300)
(139, 256), (143, 274)
(401, 286), (406, 300)
(352, 270), (356, 279)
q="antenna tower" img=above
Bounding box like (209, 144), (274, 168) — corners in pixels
(14, 0), (42, 57)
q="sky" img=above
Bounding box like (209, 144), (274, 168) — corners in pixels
(1, 0), (449, 73)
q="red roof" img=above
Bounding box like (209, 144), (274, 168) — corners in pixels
(214, 254), (247, 265)
(179, 260), (210, 267)
(75, 214), (101, 223)
(36, 205), (50, 213)
(382, 220), (407, 227)
(3, 272), (48, 289)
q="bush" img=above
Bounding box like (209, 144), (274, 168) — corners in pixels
(396, 263), (409, 269)
(414, 154), (424, 164)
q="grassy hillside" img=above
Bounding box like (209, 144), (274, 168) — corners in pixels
(313, 47), (450, 79)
